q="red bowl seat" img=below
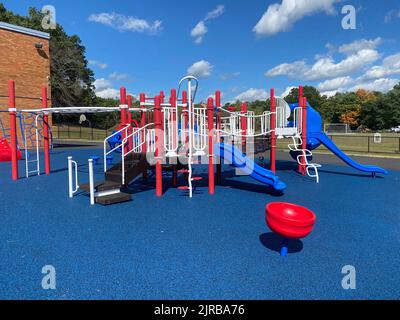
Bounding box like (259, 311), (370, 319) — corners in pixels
(266, 202), (316, 239)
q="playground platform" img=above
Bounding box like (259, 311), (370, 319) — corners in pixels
(0, 148), (399, 299)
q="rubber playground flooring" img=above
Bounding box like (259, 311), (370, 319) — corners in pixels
(0, 148), (399, 299)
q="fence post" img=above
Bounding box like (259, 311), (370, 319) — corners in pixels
(68, 125), (70, 138)
(91, 126), (94, 140)
(367, 136), (370, 153)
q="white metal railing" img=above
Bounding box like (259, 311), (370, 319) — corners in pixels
(121, 123), (154, 185)
(179, 108), (207, 156)
(193, 107), (207, 155)
(218, 107), (275, 138)
(68, 156), (79, 198)
(88, 158), (95, 205)
(293, 107), (302, 135)
(163, 107), (179, 156)
(147, 129), (156, 153)
(103, 124), (130, 172)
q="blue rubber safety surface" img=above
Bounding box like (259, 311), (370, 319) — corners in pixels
(0, 148), (399, 300)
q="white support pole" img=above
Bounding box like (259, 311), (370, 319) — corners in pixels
(68, 156), (73, 198)
(88, 159), (95, 205)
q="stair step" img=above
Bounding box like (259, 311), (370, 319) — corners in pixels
(178, 169), (189, 173)
(191, 177), (203, 181)
(95, 192), (132, 206)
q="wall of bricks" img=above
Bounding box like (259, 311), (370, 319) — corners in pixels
(0, 27), (51, 148)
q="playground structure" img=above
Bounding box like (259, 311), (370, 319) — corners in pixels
(0, 82), (54, 177)
(1, 77), (388, 205)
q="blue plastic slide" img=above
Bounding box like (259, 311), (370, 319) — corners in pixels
(214, 143), (287, 192)
(288, 102), (388, 176)
(310, 132), (388, 175)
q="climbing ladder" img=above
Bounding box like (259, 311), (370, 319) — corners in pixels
(288, 136), (321, 183)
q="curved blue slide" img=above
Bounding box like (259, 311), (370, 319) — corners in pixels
(214, 143), (287, 192)
(289, 101), (388, 176)
(310, 132), (389, 175)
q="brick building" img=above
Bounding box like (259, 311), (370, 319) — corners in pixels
(0, 22), (50, 147)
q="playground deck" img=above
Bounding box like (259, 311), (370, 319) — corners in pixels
(0, 148), (399, 299)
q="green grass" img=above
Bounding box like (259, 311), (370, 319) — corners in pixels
(277, 133), (400, 154)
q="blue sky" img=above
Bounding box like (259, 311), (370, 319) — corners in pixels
(3, 0), (400, 102)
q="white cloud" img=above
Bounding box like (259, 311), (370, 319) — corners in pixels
(191, 21), (208, 44)
(187, 60), (214, 78)
(318, 76), (354, 91)
(219, 72), (240, 80)
(349, 78), (399, 93)
(266, 49), (380, 81)
(360, 53), (400, 80)
(266, 60), (307, 78)
(253, 0), (337, 37)
(205, 5), (225, 21)
(89, 12), (162, 34)
(93, 78), (120, 99)
(89, 60), (107, 69)
(338, 37), (382, 55)
(384, 9), (400, 23)
(93, 78), (112, 91)
(234, 88), (268, 102)
(320, 89), (340, 97)
(96, 88), (120, 99)
(109, 72), (130, 81)
(191, 5), (225, 44)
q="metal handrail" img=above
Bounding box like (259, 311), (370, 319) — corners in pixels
(103, 124), (130, 172)
(121, 123), (154, 185)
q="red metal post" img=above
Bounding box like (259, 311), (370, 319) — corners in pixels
(207, 97), (215, 195)
(9, 80), (18, 180)
(298, 86), (304, 174)
(120, 87), (127, 125)
(301, 96), (308, 176)
(154, 96), (163, 197)
(240, 102), (247, 153)
(127, 94), (133, 151)
(42, 86), (50, 175)
(120, 87), (128, 153)
(270, 88), (276, 174)
(215, 90), (222, 185)
(140, 93), (148, 180)
(170, 89), (178, 187)
(182, 90), (189, 180)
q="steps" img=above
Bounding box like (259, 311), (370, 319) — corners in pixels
(80, 180), (132, 206)
(95, 192), (132, 205)
(81, 153), (148, 206)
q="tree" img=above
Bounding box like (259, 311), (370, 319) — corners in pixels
(0, 3), (98, 124)
(284, 86), (327, 120)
